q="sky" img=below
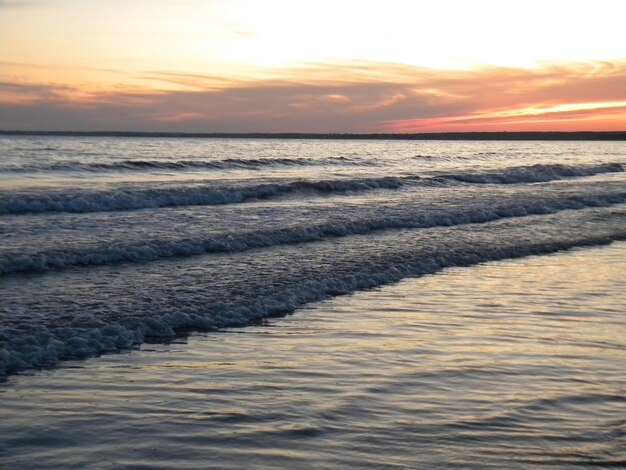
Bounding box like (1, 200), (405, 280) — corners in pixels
(1, 0), (626, 133)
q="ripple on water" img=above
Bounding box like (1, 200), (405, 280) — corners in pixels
(1, 243), (625, 469)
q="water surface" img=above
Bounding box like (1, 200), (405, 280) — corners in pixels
(1, 137), (625, 468)
(1, 243), (624, 469)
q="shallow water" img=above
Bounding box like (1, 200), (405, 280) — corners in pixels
(1, 137), (625, 375)
(1, 243), (625, 469)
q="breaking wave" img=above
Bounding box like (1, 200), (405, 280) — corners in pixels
(1, 163), (622, 215)
(439, 162), (623, 184)
(2, 192), (625, 275)
(0, 177), (411, 214)
(0, 156), (367, 173)
(2, 208), (624, 376)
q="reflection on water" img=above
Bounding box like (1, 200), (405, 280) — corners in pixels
(2, 243), (625, 469)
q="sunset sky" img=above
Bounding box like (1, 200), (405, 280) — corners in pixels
(1, 0), (626, 133)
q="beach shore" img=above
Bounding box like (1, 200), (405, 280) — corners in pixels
(2, 242), (624, 469)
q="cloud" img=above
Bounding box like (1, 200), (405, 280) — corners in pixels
(1, 61), (626, 132)
(0, 0), (51, 8)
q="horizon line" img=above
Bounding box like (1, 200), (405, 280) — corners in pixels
(2, 130), (626, 141)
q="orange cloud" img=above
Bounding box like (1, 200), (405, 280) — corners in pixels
(386, 101), (626, 132)
(1, 61), (626, 132)
(153, 112), (205, 122)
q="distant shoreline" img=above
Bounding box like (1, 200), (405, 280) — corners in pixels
(1, 130), (626, 140)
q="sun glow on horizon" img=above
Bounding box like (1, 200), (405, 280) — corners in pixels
(384, 101), (626, 132)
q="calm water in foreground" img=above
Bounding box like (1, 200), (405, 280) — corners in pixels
(1, 244), (625, 469)
(1, 137), (625, 468)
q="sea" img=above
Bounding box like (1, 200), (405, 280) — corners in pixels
(1, 136), (625, 469)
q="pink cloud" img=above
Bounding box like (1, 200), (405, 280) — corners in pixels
(2, 61), (626, 132)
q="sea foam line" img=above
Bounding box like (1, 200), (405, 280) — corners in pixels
(439, 162), (624, 184)
(0, 155), (371, 173)
(1, 210), (624, 376)
(0, 176), (408, 214)
(0, 162), (622, 215)
(2, 192), (625, 275)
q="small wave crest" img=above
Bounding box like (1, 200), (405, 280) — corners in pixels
(2, 191), (625, 275)
(0, 176), (408, 214)
(1, 163), (622, 215)
(440, 163), (623, 184)
(0, 156), (366, 173)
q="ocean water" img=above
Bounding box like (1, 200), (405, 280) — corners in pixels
(1, 137), (625, 468)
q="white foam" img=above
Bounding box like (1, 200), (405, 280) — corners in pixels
(2, 206), (625, 376)
(1, 163), (621, 215)
(2, 191), (624, 275)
